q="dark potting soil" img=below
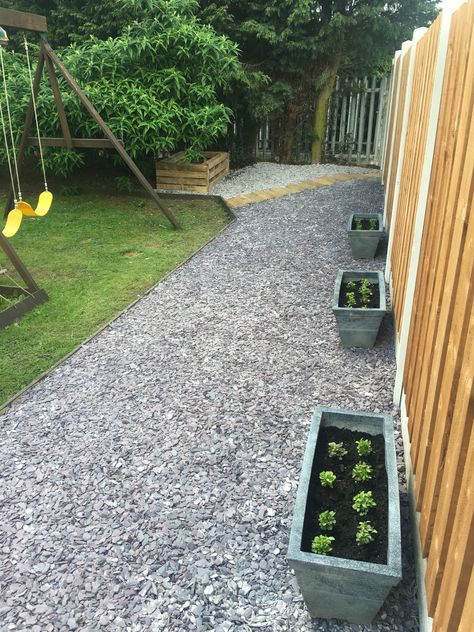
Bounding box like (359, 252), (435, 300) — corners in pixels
(339, 280), (380, 309)
(301, 426), (388, 564)
(351, 216), (380, 230)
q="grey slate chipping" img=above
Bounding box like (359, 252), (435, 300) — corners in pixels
(0, 178), (418, 631)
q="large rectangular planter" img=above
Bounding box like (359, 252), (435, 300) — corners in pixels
(332, 270), (386, 348)
(156, 151), (229, 193)
(287, 407), (402, 624)
(347, 212), (384, 259)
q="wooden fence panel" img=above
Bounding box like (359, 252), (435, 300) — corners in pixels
(390, 18), (441, 333)
(383, 1), (474, 630)
(404, 0), (473, 484)
(385, 45), (412, 230)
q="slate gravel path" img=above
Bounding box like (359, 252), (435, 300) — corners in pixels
(0, 179), (418, 632)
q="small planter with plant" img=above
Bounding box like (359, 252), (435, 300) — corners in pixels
(287, 407), (401, 624)
(156, 149), (229, 193)
(347, 212), (384, 259)
(332, 270), (386, 348)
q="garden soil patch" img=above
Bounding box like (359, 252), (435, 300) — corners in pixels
(339, 280), (380, 309)
(351, 217), (380, 230)
(301, 426), (388, 564)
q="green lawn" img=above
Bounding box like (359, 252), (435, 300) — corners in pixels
(0, 191), (230, 405)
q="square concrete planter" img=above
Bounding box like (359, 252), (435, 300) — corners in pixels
(287, 407), (402, 624)
(332, 270), (386, 348)
(348, 213), (384, 259)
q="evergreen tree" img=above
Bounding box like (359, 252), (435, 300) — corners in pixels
(198, 0), (439, 162)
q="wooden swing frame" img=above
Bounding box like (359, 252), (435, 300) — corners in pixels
(0, 8), (180, 229)
(0, 7), (180, 330)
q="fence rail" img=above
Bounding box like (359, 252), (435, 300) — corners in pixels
(383, 1), (474, 630)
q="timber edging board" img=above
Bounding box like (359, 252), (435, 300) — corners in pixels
(156, 151), (229, 193)
(0, 289), (48, 330)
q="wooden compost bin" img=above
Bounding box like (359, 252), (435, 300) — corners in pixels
(156, 151), (229, 192)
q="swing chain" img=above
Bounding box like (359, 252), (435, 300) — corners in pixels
(0, 46), (22, 204)
(24, 36), (48, 192)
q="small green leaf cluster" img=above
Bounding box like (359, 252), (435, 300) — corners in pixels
(115, 176), (134, 192)
(311, 534), (334, 555)
(345, 292), (356, 308)
(319, 471), (336, 487)
(356, 521), (377, 545)
(369, 218), (378, 230)
(352, 461), (373, 483)
(356, 438), (373, 456)
(359, 279), (373, 308)
(354, 216), (363, 230)
(352, 490), (376, 516)
(318, 510), (336, 531)
(327, 441), (347, 460)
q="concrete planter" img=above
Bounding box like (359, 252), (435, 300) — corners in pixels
(287, 407), (402, 624)
(348, 213), (384, 259)
(332, 270), (386, 348)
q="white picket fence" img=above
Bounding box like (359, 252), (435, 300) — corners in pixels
(255, 75), (391, 166)
(325, 76), (390, 165)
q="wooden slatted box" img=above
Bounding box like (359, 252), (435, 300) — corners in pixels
(156, 151), (229, 193)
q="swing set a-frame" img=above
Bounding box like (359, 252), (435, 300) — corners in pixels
(0, 7), (180, 330)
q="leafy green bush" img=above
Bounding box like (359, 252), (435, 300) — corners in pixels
(0, 0), (239, 177)
(115, 176), (134, 192)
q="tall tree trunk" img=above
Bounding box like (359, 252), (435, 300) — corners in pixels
(242, 117), (259, 163)
(311, 64), (339, 163)
(278, 102), (298, 163)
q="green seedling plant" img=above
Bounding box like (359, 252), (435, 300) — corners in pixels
(328, 442), (347, 461)
(346, 280), (356, 291)
(353, 491), (376, 516)
(318, 510), (336, 531)
(311, 535), (335, 555)
(359, 279), (373, 307)
(345, 291), (356, 308)
(356, 521), (377, 545)
(369, 218), (378, 230)
(354, 216), (363, 230)
(319, 471), (336, 488)
(115, 175), (134, 193)
(352, 461), (373, 483)
(356, 438), (373, 457)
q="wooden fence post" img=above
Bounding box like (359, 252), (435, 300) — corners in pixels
(392, 7), (461, 404)
(384, 30), (426, 284)
(381, 50), (402, 197)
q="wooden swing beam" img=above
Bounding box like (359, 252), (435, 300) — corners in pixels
(1, 8), (181, 229)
